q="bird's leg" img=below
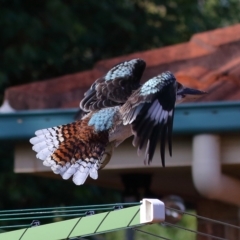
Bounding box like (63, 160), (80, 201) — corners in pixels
(99, 142), (115, 170)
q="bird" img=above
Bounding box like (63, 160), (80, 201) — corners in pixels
(30, 59), (206, 185)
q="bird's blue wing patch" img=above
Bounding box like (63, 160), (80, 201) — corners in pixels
(105, 59), (141, 81)
(140, 71), (175, 96)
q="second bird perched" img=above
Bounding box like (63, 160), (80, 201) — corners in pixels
(30, 58), (206, 185)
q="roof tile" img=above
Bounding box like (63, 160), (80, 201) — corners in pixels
(4, 69), (102, 110)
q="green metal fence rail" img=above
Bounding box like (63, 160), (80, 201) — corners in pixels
(0, 199), (165, 240)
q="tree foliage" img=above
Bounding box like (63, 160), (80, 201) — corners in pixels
(1, 0), (240, 101)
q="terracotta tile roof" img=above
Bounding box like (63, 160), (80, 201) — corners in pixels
(4, 69), (102, 110)
(3, 23), (240, 110)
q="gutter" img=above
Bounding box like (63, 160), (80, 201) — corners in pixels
(1, 101), (240, 140)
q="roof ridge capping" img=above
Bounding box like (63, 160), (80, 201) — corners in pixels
(191, 23), (240, 48)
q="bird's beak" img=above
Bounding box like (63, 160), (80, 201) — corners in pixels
(178, 87), (207, 96)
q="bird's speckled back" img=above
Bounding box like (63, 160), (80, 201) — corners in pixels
(88, 107), (119, 132)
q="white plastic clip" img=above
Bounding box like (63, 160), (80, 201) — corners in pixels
(140, 198), (165, 224)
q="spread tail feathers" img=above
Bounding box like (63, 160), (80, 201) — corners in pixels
(30, 121), (107, 185)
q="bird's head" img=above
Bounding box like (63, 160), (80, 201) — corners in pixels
(176, 82), (206, 102)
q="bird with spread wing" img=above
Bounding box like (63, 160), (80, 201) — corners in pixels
(30, 58), (206, 185)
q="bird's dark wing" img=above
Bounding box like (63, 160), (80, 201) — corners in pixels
(80, 59), (146, 112)
(121, 72), (177, 166)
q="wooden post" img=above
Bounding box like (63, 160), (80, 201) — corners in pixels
(196, 199), (239, 240)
